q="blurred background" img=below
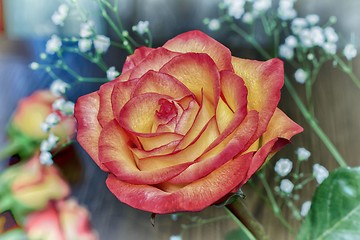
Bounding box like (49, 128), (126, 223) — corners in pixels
(1, 0), (360, 239)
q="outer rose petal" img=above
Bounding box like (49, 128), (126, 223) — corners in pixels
(122, 46), (154, 72)
(106, 152), (253, 213)
(74, 92), (108, 171)
(163, 30), (233, 71)
(99, 120), (192, 185)
(232, 57), (284, 146)
(129, 47), (180, 79)
(245, 108), (303, 180)
(98, 81), (116, 127)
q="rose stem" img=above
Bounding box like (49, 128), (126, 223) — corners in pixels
(0, 141), (22, 161)
(228, 21), (348, 168)
(226, 199), (269, 240)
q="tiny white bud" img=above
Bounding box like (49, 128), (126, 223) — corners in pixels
(274, 158), (293, 177)
(343, 44), (357, 60)
(279, 44), (294, 59)
(306, 14), (319, 25)
(78, 39), (92, 52)
(313, 163), (329, 184)
(169, 235), (182, 240)
(93, 35), (111, 54)
(295, 147), (311, 161)
(80, 21), (94, 38)
(40, 140), (52, 152)
(294, 69), (307, 84)
(41, 122), (51, 132)
(106, 66), (120, 81)
(62, 101), (75, 115)
(285, 35), (298, 48)
(242, 12), (254, 24)
(280, 179), (294, 194)
(132, 21), (149, 35)
(300, 201), (312, 217)
(47, 133), (59, 147)
(52, 98), (66, 111)
(50, 79), (70, 96)
(40, 151), (53, 166)
(208, 19), (221, 31)
(46, 35), (62, 54)
(30, 62), (40, 70)
(45, 113), (61, 126)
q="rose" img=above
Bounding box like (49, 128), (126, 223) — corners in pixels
(0, 154), (70, 215)
(75, 30), (302, 213)
(25, 199), (98, 240)
(6, 90), (76, 159)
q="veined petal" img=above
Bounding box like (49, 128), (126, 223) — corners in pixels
(98, 81), (116, 127)
(74, 92), (107, 171)
(99, 120), (191, 185)
(137, 133), (183, 151)
(122, 46), (154, 72)
(138, 118), (219, 171)
(132, 70), (193, 99)
(232, 57), (284, 146)
(160, 53), (220, 107)
(129, 47), (180, 79)
(163, 30), (233, 71)
(169, 111), (258, 184)
(106, 152), (253, 213)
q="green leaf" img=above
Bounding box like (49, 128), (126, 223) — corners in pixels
(225, 228), (252, 240)
(297, 167), (360, 240)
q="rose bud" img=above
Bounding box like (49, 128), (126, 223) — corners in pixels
(75, 30), (303, 213)
(0, 154), (70, 218)
(25, 199), (98, 240)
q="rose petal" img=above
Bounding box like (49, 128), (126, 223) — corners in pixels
(98, 81), (116, 127)
(111, 79), (138, 123)
(130, 140), (180, 159)
(129, 47), (180, 79)
(106, 152), (253, 213)
(163, 30), (233, 71)
(160, 52), (220, 107)
(132, 70), (193, 99)
(75, 92), (108, 171)
(175, 98), (200, 135)
(232, 57), (284, 146)
(169, 111), (258, 184)
(137, 133), (183, 151)
(99, 120), (192, 184)
(122, 46), (154, 72)
(138, 118), (219, 171)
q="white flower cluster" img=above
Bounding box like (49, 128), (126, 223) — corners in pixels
(46, 35), (62, 55)
(106, 66), (120, 81)
(277, 0), (297, 21)
(77, 21), (111, 54)
(51, 4), (69, 26)
(222, 0), (271, 24)
(40, 133), (59, 165)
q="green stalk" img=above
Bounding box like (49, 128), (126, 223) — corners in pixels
(226, 199), (269, 240)
(0, 141), (23, 161)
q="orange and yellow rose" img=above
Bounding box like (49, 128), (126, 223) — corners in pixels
(75, 30), (302, 213)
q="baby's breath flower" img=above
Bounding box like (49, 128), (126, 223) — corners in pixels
(298, 29), (313, 48)
(50, 79), (70, 96)
(291, 18), (307, 35)
(313, 163), (329, 184)
(46, 35), (62, 54)
(278, 0), (297, 21)
(41, 122), (51, 133)
(40, 151), (53, 166)
(253, 0), (271, 13)
(295, 147), (311, 161)
(343, 44), (357, 60)
(62, 101), (75, 116)
(242, 12), (254, 24)
(45, 113), (61, 126)
(47, 133), (59, 147)
(106, 66), (120, 81)
(51, 4), (69, 26)
(306, 14), (319, 25)
(294, 69), (307, 84)
(40, 140), (52, 152)
(208, 19), (221, 31)
(80, 21), (94, 38)
(78, 39), (92, 52)
(169, 235), (182, 240)
(224, 0), (246, 19)
(310, 26), (325, 46)
(52, 98), (66, 111)
(274, 158), (293, 177)
(285, 35), (298, 48)
(30, 62), (40, 70)
(279, 44), (294, 59)
(300, 201), (311, 217)
(132, 20), (149, 35)
(323, 42), (337, 55)
(280, 179), (294, 194)
(324, 27), (339, 43)
(94, 35), (111, 54)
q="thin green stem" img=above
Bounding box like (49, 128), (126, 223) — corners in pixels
(226, 199), (269, 240)
(0, 141), (23, 161)
(258, 172), (295, 234)
(225, 208), (257, 240)
(333, 55), (360, 89)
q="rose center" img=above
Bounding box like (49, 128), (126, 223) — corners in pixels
(156, 99), (177, 122)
